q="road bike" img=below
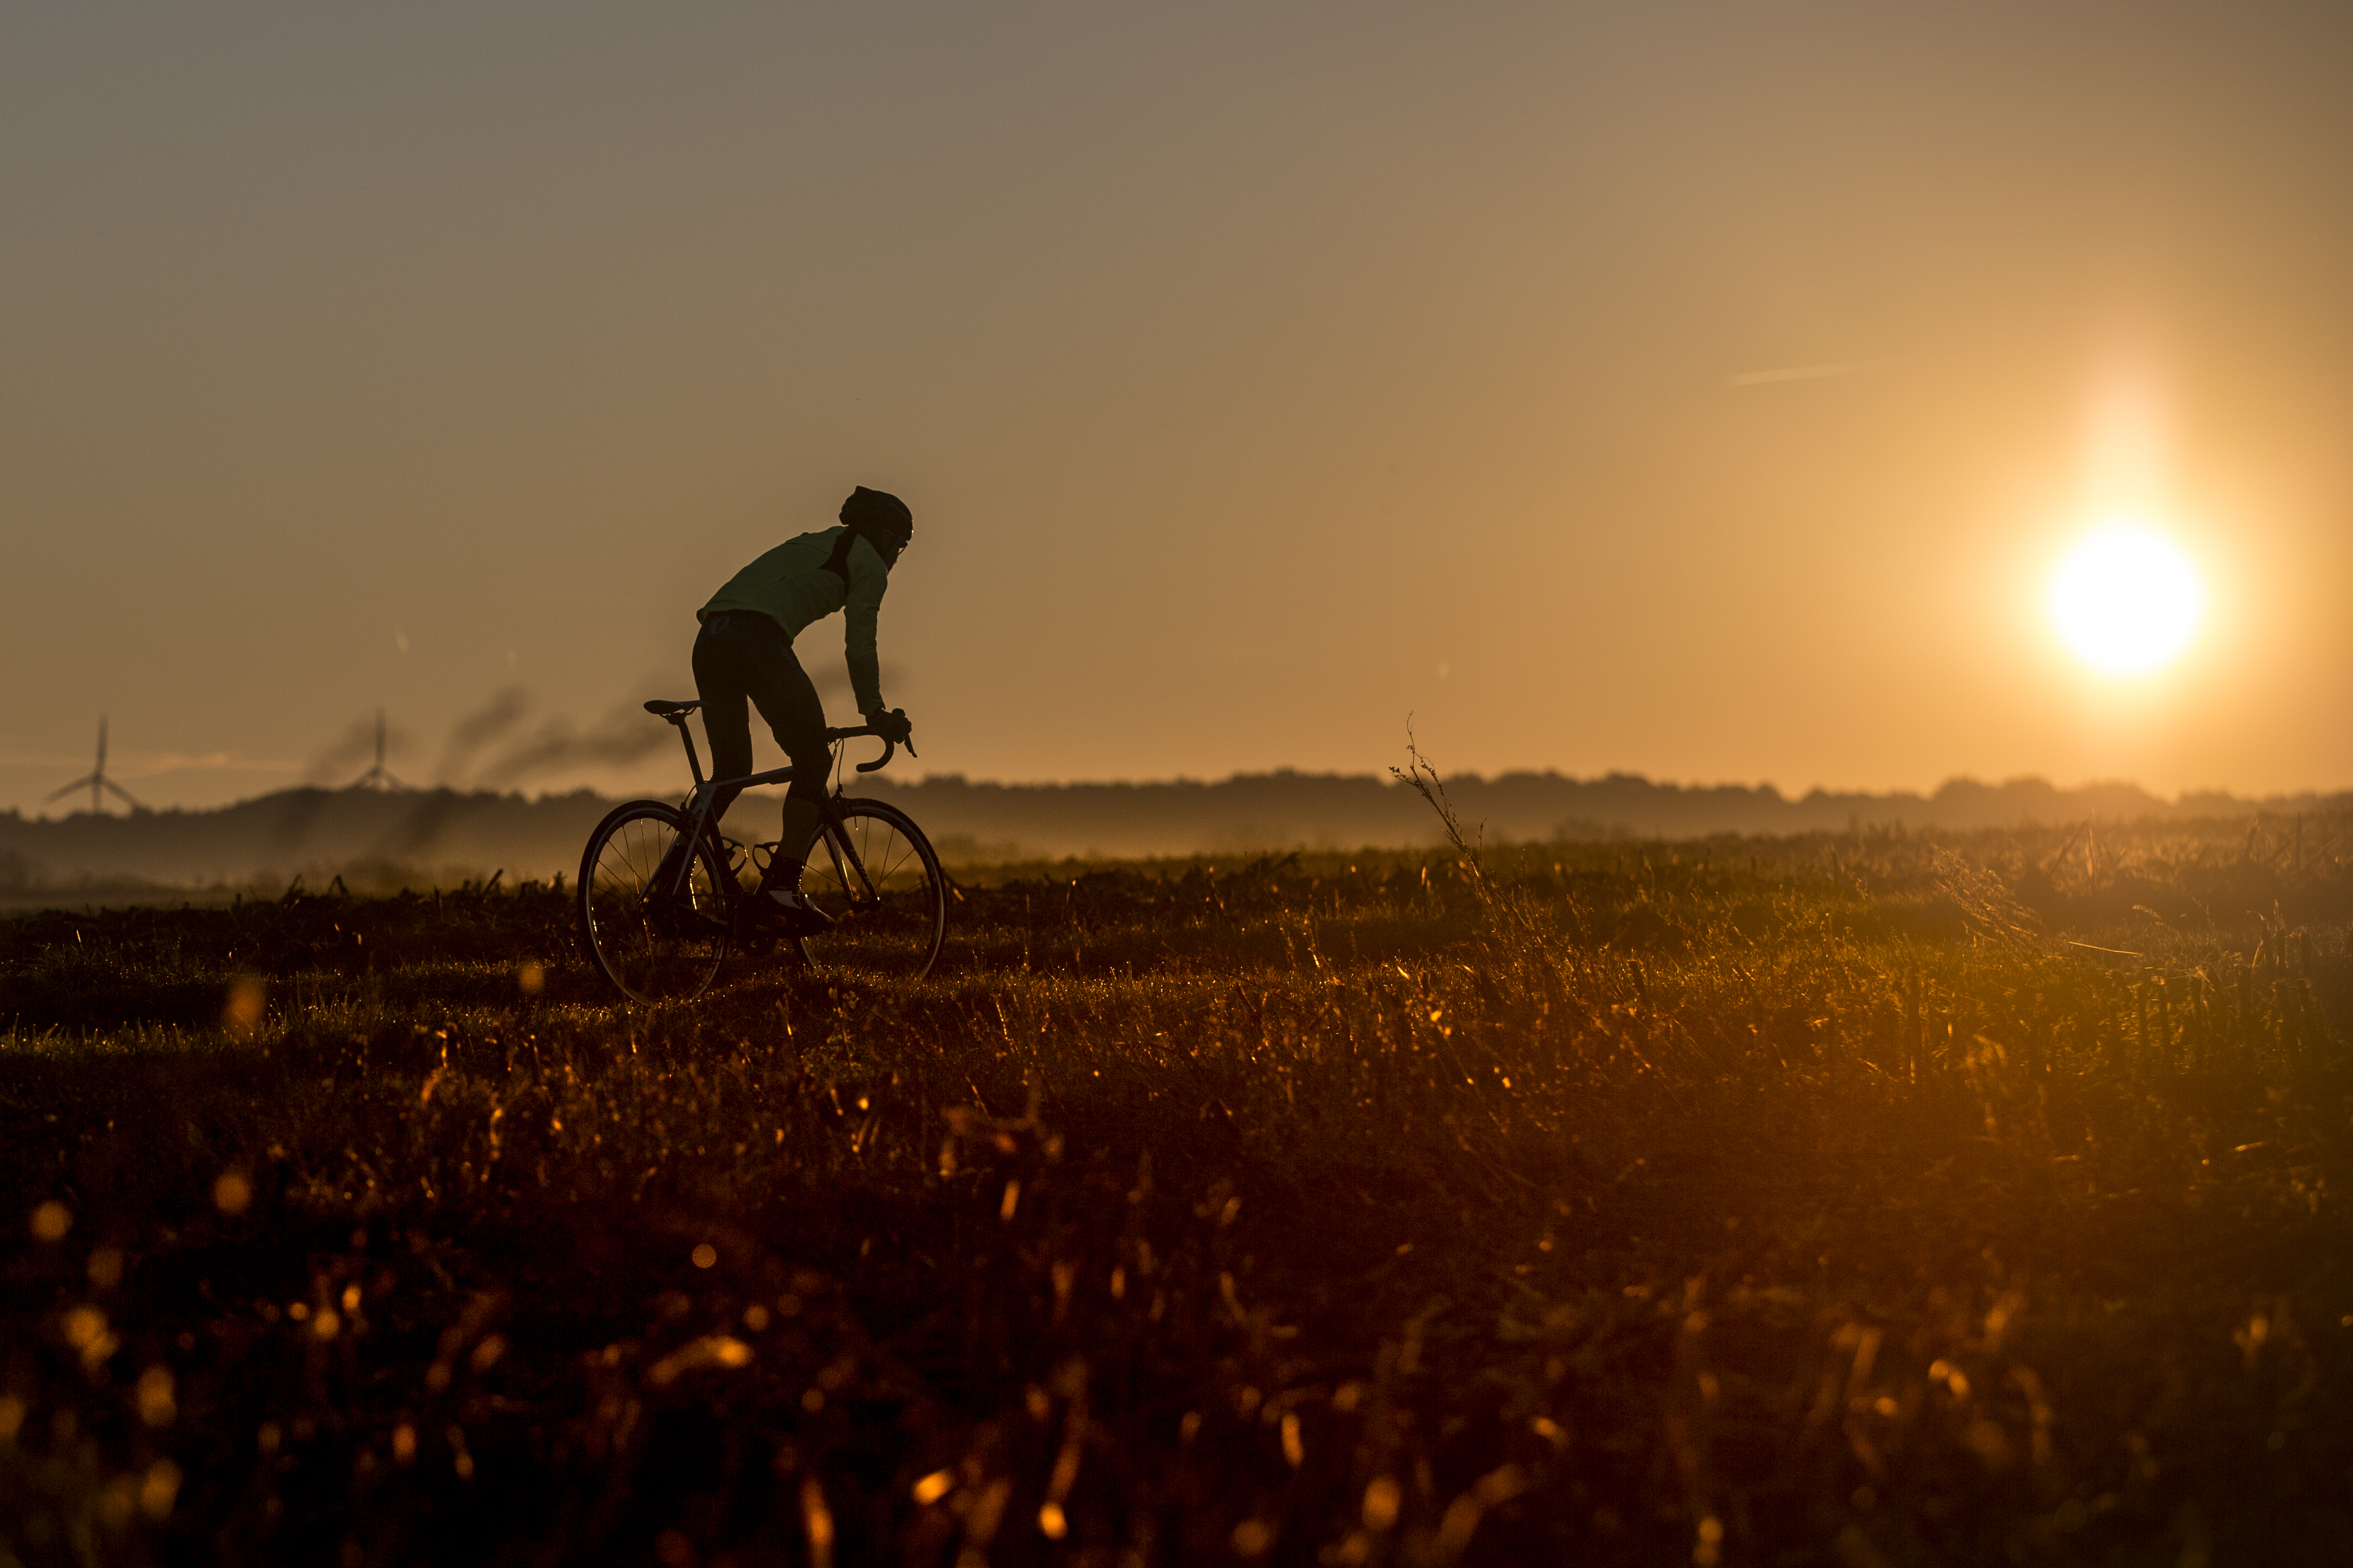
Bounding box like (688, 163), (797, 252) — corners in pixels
(577, 700), (946, 1001)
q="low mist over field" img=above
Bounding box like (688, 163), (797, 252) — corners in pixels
(7, 770), (2348, 902)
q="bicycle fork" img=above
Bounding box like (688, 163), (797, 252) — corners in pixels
(808, 803), (883, 910)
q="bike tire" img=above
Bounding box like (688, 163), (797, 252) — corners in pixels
(791, 798), (947, 980)
(579, 800), (732, 1002)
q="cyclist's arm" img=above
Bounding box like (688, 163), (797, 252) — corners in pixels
(843, 536), (890, 717)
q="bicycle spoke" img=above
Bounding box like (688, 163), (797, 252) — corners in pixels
(791, 802), (945, 979)
(579, 803), (728, 1003)
(584, 792), (936, 993)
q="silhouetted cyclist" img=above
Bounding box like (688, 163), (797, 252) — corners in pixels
(688, 485), (915, 932)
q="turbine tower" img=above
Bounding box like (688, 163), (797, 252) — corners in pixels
(44, 718), (144, 816)
(350, 708), (406, 790)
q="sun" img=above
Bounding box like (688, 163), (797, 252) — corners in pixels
(2048, 522), (2204, 676)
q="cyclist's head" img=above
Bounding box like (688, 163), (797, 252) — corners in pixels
(841, 486), (914, 565)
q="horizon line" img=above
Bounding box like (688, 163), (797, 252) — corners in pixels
(9, 767), (2351, 821)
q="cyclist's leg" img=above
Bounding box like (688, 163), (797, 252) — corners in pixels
(725, 625), (837, 931)
(649, 613), (759, 896)
(742, 638), (830, 877)
(691, 613), (763, 823)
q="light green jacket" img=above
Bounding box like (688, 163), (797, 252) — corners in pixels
(698, 527), (892, 715)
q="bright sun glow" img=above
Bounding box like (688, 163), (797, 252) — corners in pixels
(2048, 524), (2204, 675)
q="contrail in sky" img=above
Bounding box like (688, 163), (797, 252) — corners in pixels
(1724, 361), (1868, 388)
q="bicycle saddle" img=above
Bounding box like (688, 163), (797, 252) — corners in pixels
(644, 699), (703, 717)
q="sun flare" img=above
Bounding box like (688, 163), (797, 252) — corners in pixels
(2048, 524), (2204, 676)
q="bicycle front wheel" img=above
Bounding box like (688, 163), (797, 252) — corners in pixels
(793, 798), (947, 980)
(579, 800), (731, 1001)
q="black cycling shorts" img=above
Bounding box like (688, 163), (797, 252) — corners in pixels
(691, 611), (829, 804)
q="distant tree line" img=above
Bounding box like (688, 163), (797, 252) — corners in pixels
(2, 771), (2343, 899)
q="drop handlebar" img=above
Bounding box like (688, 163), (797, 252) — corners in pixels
(825, 721), (917, 774)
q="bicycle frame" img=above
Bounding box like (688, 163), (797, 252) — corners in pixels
(653, 714), (892, 911)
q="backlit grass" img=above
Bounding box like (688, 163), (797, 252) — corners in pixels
(3, 809), (2350, 1565)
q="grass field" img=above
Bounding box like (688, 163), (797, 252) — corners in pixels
(4, 794), (2351, 1565)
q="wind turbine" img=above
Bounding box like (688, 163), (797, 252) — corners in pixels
(350, 708), (406, 790)
(44, 718), (144, 816)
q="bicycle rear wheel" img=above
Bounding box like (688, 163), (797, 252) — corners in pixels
(579, 801), (731, 1001)
(792, 798), (947, 980)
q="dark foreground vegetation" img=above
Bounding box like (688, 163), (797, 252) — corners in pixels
(5, 801), (2351, 1565)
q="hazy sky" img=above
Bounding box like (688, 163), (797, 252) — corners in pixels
(6, 1), (2350, 813)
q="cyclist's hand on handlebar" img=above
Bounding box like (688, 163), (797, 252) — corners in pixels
(871, 708), (914, 748)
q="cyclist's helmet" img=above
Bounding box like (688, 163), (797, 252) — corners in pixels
(841, 486), (914, 566)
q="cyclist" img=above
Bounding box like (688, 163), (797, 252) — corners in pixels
(684, 485), (915, 932)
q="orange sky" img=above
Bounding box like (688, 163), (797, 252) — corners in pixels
(5, 2), (2350, 813)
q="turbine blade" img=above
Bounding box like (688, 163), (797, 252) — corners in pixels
(42, 776), (95, 804)
(102, 778), (145, 810)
